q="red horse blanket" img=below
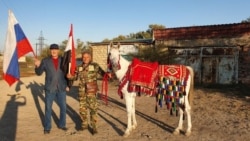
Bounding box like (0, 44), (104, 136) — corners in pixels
(156, 65), (190, 115)
(158, 65), (189, 81)
(118, 58), (190, 98)
(128, 58), (158, 95)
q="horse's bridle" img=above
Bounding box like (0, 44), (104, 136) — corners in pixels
(107, 52), (121, 72)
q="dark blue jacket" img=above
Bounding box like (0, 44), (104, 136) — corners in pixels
(35, 56), (67, 93)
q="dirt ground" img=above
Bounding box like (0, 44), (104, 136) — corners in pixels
(0, 75), (249, 141)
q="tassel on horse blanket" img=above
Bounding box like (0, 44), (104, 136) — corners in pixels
(156, 74), (187, 117)
(101, 73), (109, 105)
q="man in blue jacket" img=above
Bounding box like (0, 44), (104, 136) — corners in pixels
(34, 44), (68, 134)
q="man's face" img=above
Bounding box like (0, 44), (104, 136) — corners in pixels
(82, 53), (91, 64)
(50, 49), (59, 58)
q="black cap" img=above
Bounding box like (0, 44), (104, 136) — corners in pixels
(50, 44), (59, 49)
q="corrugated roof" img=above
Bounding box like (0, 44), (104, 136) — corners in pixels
(89, 39), (153, 46)
(153, 22), (250, 40)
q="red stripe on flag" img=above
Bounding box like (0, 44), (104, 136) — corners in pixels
(16, 38), (34, 58)
(3, 73), (19, 86)
(69, 24), (76, 75)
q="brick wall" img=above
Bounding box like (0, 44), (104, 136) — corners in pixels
(92, 45), (108, 71)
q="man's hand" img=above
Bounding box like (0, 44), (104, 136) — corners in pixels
(107, 73), (112, 78)
(34, 58), (41, 68)
(66, 87), (70, 92)
(66, 73), (73, 79)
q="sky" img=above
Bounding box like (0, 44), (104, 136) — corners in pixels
(0, 0), (250, 53)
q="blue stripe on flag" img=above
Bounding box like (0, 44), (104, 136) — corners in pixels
(6, 49), (20, 78)
(14, 24), (26, 42)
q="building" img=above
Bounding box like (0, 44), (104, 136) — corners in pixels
(153, 22), (250, 84)
(89, 39), (153, 71)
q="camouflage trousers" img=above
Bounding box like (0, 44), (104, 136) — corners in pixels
(79, 93), (98, 129)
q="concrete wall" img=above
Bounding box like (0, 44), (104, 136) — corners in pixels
(238, 46), (250, 84)
(155, 37), (250, 84)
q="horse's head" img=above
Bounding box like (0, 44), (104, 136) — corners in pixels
(108, 42), (120, 61)
(108, 42), (121, 71)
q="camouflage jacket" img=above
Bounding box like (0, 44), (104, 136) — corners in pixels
(75, 62), (106, 94)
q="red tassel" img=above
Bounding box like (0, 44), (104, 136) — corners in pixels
(101, 73), (109, 105)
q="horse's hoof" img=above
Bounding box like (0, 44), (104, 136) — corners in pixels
(123, 132), (130, 137)
(185, 131), (191, 136)
(173, 129), (180, 135)
(123, 130), (130, 137)
(132, 124), (137, 130)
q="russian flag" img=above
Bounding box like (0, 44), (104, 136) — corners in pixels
(3, 10), (35, 86)
(61, 24), (76, 87)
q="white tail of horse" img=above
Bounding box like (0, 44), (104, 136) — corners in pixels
(108, 42), (194, 137)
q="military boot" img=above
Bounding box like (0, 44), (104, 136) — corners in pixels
(91, 125), (98, 135)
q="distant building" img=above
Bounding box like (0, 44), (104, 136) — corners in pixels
(153, 22), (250, 84)
(0, 55), (27, 62)
(89, 39), (152, 71)
(18, 56), (26, 62)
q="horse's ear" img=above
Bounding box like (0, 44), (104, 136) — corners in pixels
(118, 42), (120, 49)
(110, 41), (113, 48)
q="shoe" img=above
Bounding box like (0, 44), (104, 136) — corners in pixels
(91, 128), (98, 135)
(58, 127), (68, 131)
(44, 130), (50, 134)
(78, 126), (88, 131)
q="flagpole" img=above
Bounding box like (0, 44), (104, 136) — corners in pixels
(68, 62), (71, 74)
(32, 50), (37, 58)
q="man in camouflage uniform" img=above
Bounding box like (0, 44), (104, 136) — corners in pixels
(67, 50), (109, 134)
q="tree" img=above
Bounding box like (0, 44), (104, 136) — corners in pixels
(109, 24), (166, 41)
(102, 38), (110, 42)
(39, 38), (84, 59)
(113, 35), (127, 41)
(129, 44), (172, 64)
(147, 24), (166, 36)
(76, 39), (84, 54)
(242, 17), (250, 23)
(39, 45), (50, 59)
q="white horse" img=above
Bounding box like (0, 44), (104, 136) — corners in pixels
(108, 42), (194, 137)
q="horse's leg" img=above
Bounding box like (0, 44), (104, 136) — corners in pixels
(174, 75), (191, 135)
(173, 107), (184, 135)
(185, 104), (192, 136)
(123, 92), (133, 137)
(185, 66), (193, 136)
(131, 93), (137, 130)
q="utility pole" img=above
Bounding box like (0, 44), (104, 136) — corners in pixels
(37, 31), (46, 56)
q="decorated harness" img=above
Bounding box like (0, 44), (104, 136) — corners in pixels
(108, 55), (190, 116)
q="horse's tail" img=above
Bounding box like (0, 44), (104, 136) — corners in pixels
(186, 66), (194, 108)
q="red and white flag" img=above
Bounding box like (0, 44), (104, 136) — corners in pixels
(61, 24), (76, 87)
(3, 10), (35, 86)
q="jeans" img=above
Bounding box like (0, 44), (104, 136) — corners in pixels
(44, 91), (66, 130)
